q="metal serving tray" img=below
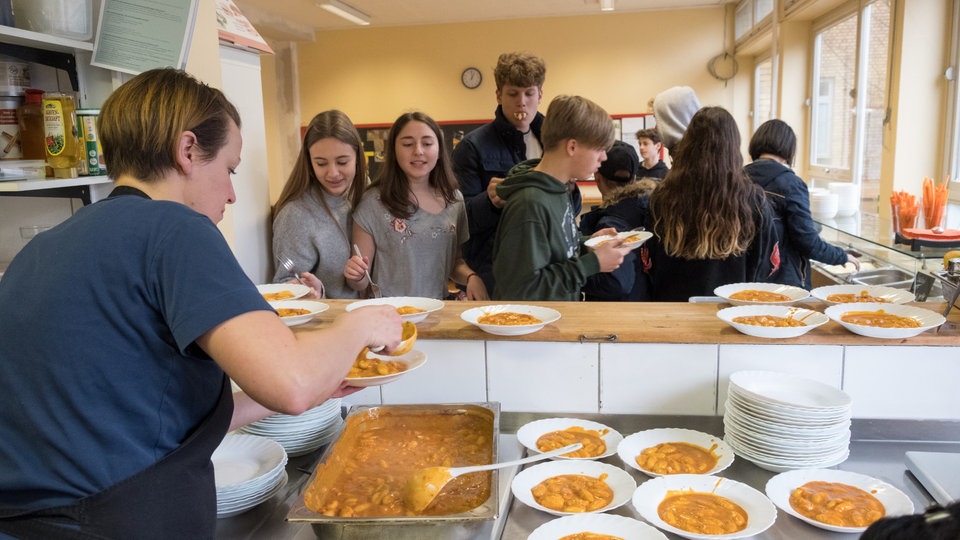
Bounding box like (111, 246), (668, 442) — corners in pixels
(286, 402), (501, 536)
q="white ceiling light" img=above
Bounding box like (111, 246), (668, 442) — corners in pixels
(600, 0), (615, 11)
(318, 0), (370, 26)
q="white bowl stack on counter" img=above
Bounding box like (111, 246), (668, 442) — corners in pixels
(723, 370), (853, 473)
(828, 181), (861, 217)
(238, 398), (343, 457)
(212, 433), (289, 518)
(809, 187), (840, 219)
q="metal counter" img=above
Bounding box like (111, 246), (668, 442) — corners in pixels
(215, 414), (960, 540)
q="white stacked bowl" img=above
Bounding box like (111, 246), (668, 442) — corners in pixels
(810, 190), (839, 219)
(723, 370), (853, 472)
(829, 182), (861, 217)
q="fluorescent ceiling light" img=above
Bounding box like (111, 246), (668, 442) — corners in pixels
(600, 0), (615, 11)
(318, 0), (370, 26)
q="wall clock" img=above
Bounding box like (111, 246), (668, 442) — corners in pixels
(461, 67), (482, 89)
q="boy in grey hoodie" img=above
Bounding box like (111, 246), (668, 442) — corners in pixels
(492, 95), (631, 301)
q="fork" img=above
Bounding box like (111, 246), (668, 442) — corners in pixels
(353, 244), (382, 299)
(278, 256), (304, 285)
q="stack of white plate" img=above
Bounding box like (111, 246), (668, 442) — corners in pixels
(239, 398), (343, 456)
(810, 190), (840, 218)
(213, 433), (289, 518)
(723, 370), (852, 472)
(829, 182), (861, 217)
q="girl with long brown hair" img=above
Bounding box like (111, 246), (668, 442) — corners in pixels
(272, 110), (367, 298)
(345, 112), (488, 300)
(642, 106), (780, 301)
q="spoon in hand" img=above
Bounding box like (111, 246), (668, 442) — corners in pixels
(402, 442), (582, 513)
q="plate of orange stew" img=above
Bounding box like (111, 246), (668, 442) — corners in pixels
(632, 474), (777, 540)
(617, 428), (734, 478)
(716, 305), (829, 338)
(810, 284), (914, 305)
(517, 418), (623, 460)
(511, 460), (636, 517)
(824, 302), (945, 339)
(528, 513), (668, 540)
(344, 349), (427, 387)
(764, 468), (914, 533)
(461, 304), (561, 336)
(270, 300), (329, 326)
(714, 282), (810, 305)
(345, 296), (445, 324)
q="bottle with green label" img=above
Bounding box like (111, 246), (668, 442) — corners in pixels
(42, 91), (80, 178)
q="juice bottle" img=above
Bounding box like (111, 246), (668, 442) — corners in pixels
(17, 89), (45, 161)
(42, 91), (79, 178)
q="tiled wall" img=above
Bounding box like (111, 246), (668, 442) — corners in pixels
(341, 340), (958, 421)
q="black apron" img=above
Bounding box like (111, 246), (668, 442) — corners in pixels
(0, 376), (233, 540)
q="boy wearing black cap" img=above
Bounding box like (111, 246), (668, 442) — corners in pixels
(579, 140), (658, 301)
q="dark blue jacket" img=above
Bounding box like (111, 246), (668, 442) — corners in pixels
(452, 106), (580, 292)
(579, 181), (656, 301)
(745, 159), (847, 288)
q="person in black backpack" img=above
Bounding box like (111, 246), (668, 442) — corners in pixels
(744, 119), (859, 288)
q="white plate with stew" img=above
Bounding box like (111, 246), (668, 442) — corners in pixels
(516, 418), (622, 460)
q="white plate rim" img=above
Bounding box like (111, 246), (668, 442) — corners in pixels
(616, 428), (734, 477)
(713, 282), (810, 305)
(764, 468), (915, 533)
(511, 460), (637, 517)
(460, 304), (562, 336)
(584, 230), (653, 250)
(528, 513), (668, 540)
(716, 305), (828, 339)
(269, 300), (330, 326)
(256, 283), (310, 301)
(344, 296), (445, 323)
(810, 284), (915, 304)
(344, 349), (427, 387)
(824, 302), (945, 339)
(516, 417), (624, 460)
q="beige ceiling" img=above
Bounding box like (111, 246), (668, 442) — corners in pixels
(232, 0), (733, 41)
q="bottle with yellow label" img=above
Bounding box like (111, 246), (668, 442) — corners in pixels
(42, 91), (80, 178)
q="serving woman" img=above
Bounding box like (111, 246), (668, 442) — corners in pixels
(0, 68), (400, 538)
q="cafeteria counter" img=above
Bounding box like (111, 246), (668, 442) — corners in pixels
(214, 413), (960, 540)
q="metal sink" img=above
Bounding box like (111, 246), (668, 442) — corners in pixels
(850, 267), (914, 289)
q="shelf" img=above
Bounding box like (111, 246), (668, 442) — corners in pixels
(0, 175), (112, 193)
(0, 25), (94, 53)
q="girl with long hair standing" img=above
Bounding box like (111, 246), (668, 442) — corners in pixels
(643, 106), (781, 301)
(345, 112), (489, 300)
(272, 110), (367, 298)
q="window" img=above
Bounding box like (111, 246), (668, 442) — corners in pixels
(753, 57), (773, 132)
(808, 1), (890, 203)
(736, 0), (774, 41)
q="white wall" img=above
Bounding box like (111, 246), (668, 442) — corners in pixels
(218, 44), (272, 283)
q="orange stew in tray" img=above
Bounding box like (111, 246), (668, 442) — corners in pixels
(304, 407), (493, 517)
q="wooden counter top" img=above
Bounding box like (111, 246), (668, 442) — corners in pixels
(299, 299), (960, 346)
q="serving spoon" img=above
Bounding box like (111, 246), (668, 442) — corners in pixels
(402, 442), (582, 513)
